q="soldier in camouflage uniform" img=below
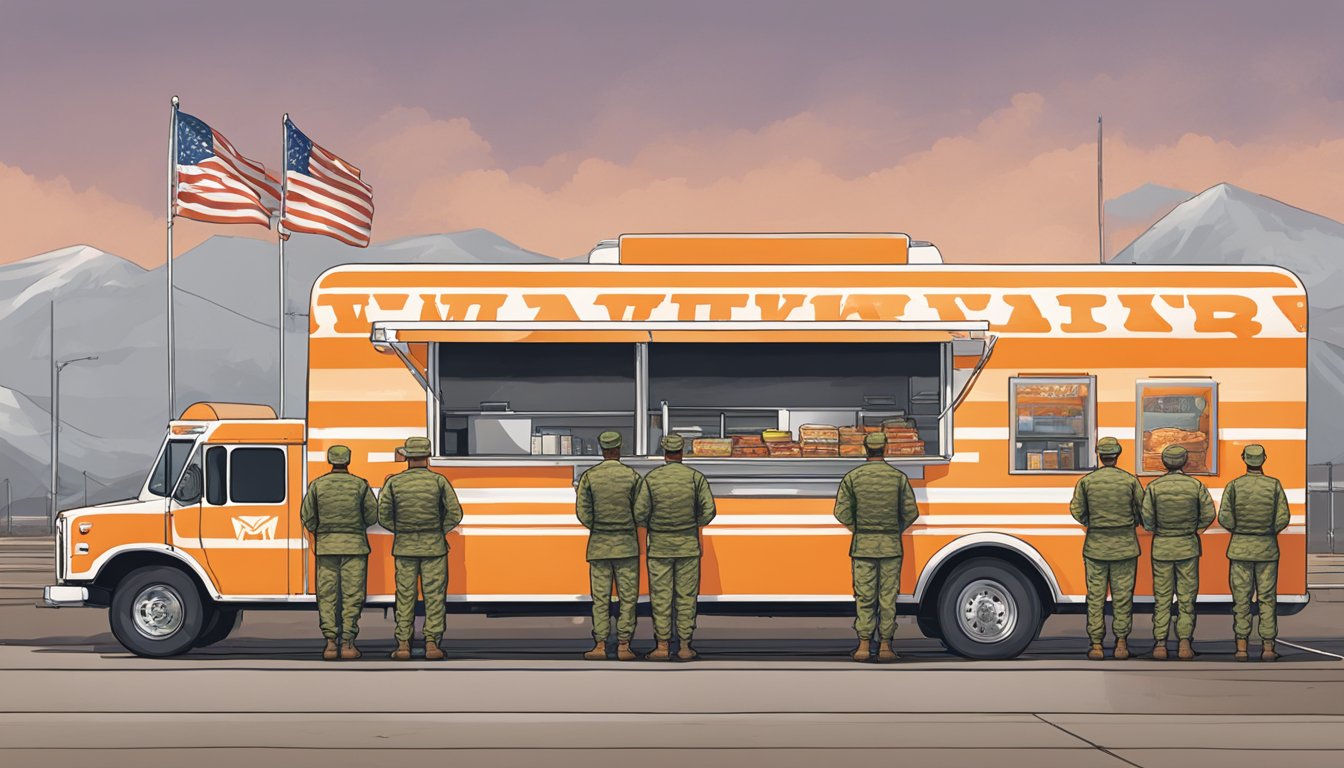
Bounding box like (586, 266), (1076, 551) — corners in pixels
(300, 445), (378, 660)
(1219, 444), (1291, 662)
(1141, 445), (1215, 661)
(833, 432), (920, 663)
(1070, 437), (1144, 660)
(575, 431), (643, 661)
(378, 436), (463, 661)
(635, 434), (716, 661)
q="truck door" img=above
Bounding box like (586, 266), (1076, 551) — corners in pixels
(198, 444), (291, 597)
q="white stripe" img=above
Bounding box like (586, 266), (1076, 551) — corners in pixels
(954, 428), (1010, 440)
(307, 427), (424, 440)
(950, 452), (980, 463)
(458, 488), (575, 504)
(284, 201), (371, 237)
(306, 451), (327, 463)
(457, 528), (588, 537)
(460, 513), (1090, 527)
(1219, 428), (1305, 440)
(367, 452), (399, 463)
(287, 175), (374, 221)
(174, 200), (270, 225)
(1098, 427), (1135, 440)
(310, 144), (373, 192)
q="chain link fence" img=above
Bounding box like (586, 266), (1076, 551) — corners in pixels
(1308, 463), (1341, 554)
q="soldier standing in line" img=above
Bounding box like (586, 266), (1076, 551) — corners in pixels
(575, 431), (643, 661)
(300, 445), (378, 661)
(1219, 444), (1291, 662)
(378, 436), (463, 661)
(635, 434), (716, 661)
(1141, 445), (1216, 661)
(833, 432), (919, 663)
(1070, 437), (1144, 661)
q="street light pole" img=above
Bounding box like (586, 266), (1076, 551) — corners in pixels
(51, 353), (99, 531)
(3, 478), (10, 537)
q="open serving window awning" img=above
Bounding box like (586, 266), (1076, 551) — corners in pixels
(371, 320), (991, 345)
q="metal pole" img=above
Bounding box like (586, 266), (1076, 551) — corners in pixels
(1329, 462), (1336, 554)
(4, 478), (10, 537)
(168, 96), (179, 421)
(49, 302), (57, 532)
(279, 113), (289, 418)
(83, 471), (88, 507)
(1097, 115), (1105, 264)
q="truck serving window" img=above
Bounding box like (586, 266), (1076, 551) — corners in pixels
(147, 439), (196, 497)
(650, 342), (943, 458)
(1010, 377), (1096, 473)
(438, 342), (636, 456)
(229, 448), (287, 504)
(1137, 379), (1217, 475)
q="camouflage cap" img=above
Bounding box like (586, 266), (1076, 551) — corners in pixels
(1161, 445), (1189, 466)
(1242, 444), (1267, 467)
(1096, 437), (1123, 456)
(326, 445), (352, 465)
(598, 431), (623, 450)
(660, 434), (685, 452)
(863, 432), (888, 449)
(400, 436), (431, 459)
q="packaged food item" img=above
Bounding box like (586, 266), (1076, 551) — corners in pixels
(766, 440), (802, 457)
(691, 438), (733, 457)
(731, 435), (769, 457)
(839, 444), (867, 457)
(884, 441), (925, 457)
(762, 429), (793, 443)
(1027, 452), (1044, 470)
(1042, 450), (1059, 469)
(798, 424), (841, 443)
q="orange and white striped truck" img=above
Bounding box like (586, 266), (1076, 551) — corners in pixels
(43, 233), (1309, 658)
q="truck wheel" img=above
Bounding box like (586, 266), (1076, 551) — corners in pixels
(109, 567), (206, 657)
(936, 558), (1042, 660)
(916, 614), (943, 643)
(196, 608), (242, 648)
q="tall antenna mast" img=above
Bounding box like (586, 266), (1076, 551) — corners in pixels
(1097, 115), (1105, 264)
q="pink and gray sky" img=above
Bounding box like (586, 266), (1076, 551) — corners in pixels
(3, 0), (1344, 265)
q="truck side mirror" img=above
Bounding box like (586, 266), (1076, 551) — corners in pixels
(174, 465), (203, 505)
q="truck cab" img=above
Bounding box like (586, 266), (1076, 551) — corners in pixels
(44, 402), (306, 657)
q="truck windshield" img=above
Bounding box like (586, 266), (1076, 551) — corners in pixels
(147, 439), (196, 497)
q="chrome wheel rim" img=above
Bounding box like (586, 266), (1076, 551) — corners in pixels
(956, 579), (1017, 644)
(132, 585), (184, 639)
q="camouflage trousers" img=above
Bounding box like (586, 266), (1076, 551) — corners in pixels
(852, 556), (902, 641)
(1084, 557), (1137, 643)
(1230, 560), (1279, 640)
(648, 556), (700, 641)
(315, 554), (368, 641)
(589, 556), (640, 642)
(1152, 557), (1199, 642)
(394, 555), (448, 643)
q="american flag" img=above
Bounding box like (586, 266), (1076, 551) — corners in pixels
(175, 112), (279, 227)
(282, 119), (373, 247)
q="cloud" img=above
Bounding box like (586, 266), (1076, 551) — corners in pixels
(0, 162), (239, 266)
(6, 91), (1344, 266)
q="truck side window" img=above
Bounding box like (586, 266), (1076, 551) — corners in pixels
(229, 447), (286, 504)
(1010, 377), (1096, 473)
(1137, 379), (1217, 475)
(205, 446), (228, 506)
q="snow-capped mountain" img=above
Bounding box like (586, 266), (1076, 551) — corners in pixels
(1112, 183), (1344, 464)
(0, 230), (554, 521)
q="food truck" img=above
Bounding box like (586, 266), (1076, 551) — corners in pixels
(43, 233), (1309, 658)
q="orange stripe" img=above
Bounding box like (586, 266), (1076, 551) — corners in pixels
(619, 235), (909, 265)
(954, 400), (1307, 429)
(990, 338), (1305, 368)
(317, 269), (1301, 291)
(308, 338), (403, 369)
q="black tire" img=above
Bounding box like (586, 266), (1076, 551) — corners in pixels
(195, 608), (242, 648)
(108, 566), (207, 657)
(916, 614), (943, 642)
(935, 557), (1043, 660)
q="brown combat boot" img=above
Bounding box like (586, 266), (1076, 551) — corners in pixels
(851, 639), (871, 662)
(583, 640), (608, 661)
(322, 638), (339, 661)
(1114, 638), (1130, 660)
(424, 639), (446, 661)
(1234, 639), (1250, 662)
(676, 643), (698, 661)
(1152, 643), (1168, 661)
(1261, 641), (1279, 662)
(1177, 639), (1196, 661)
(390, 640), (412, 661)
(340, 640), (361, 660)
(876, 641), (899, 663)
(1087, 643), (1104, 660)
(616, 641), (637, 661)
(646, 640), (671, 661)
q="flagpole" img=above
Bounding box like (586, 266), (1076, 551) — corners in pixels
(1097, 115), (1105, 264)
(278, 113), (288, 418)
(167, 96), (179, 421)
